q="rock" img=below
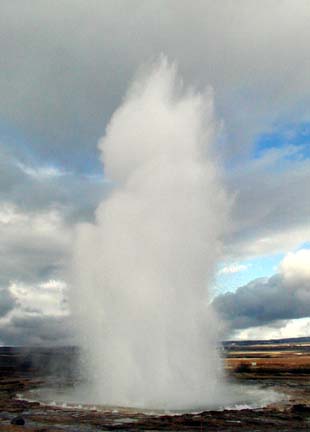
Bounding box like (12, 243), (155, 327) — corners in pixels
(291, 404), (310, 414)
(10, 415), (25, 425)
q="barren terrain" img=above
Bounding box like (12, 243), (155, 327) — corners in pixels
(0, 338), (309, 431)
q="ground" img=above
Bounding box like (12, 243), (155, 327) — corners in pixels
(0, 339), (309, 431)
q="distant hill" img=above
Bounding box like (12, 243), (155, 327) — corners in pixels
(223, 336), (310, 351)
(224, 336), (310, 346)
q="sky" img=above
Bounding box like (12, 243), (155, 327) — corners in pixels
(0, 0), (310, 345)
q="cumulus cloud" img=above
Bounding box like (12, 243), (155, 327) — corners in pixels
(0, 203), (71, 284)
(231, 317), (310, 341)
(0, 145), (107, 346)
(0, 279), (72, 346)
(280, 249), (310, 280)
(213, 249), (310, 333)
(0, 200), (74, 345)
(9, 280), (68, 317)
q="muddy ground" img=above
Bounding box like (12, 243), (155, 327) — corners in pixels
(0, 340), (309, 431)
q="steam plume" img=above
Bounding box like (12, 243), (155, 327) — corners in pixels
(72, 58), (227, 409)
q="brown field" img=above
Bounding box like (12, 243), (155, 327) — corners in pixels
(0, 341), (309, 431)
(225, 342), (310, 375)
(227, 351), (310, 370)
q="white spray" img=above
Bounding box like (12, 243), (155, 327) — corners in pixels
(72, 58), (228, 409)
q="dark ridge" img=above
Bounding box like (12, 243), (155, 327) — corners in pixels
(0, 346), (79, 378)
(223, 336), (310, 350)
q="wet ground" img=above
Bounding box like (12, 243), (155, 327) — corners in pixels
(0, 340), (309, 431)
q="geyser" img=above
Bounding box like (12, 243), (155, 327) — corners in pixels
(72, 58), (228, 409)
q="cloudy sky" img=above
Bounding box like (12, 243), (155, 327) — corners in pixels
(1, 0), (310, 345)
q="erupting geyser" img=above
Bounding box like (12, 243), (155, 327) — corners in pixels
(72, 58), (228, 409)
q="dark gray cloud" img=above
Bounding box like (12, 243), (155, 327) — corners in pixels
(0, 287), (14, 318)
(213, 257), (310, 330)
(0, 142), (112, 304)
(0, 280), (73, 346)
(1, 1), (310, 168)
(0, 141), (112, 335)
(0, 142), (108, 222)
(0, 314), (73, 346)
(226, 146), (310, 258)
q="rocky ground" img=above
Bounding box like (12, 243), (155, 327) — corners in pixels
(0, 341), (309, 431)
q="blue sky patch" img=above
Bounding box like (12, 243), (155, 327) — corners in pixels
(215, 252), (285, 295)
(254, 122), (310, 160)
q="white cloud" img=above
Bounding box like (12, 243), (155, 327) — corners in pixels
(0, 203), (27, 225)
(0, 202), (74, 345)
(0, 203), (71, 252)
(231, 317), (310, 341)
(238, 227), (310, 259)
(280, 249), (310, 281)
(214, 248), (310, 338)
(219, 263), (248, 275)
(9, 279), (68, 317)
(0, 278), (72, 346)
(16, 162), (68, 180)
(0, 203), (72, 287)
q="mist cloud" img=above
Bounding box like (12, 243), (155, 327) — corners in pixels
(72, 58), (228, 407)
